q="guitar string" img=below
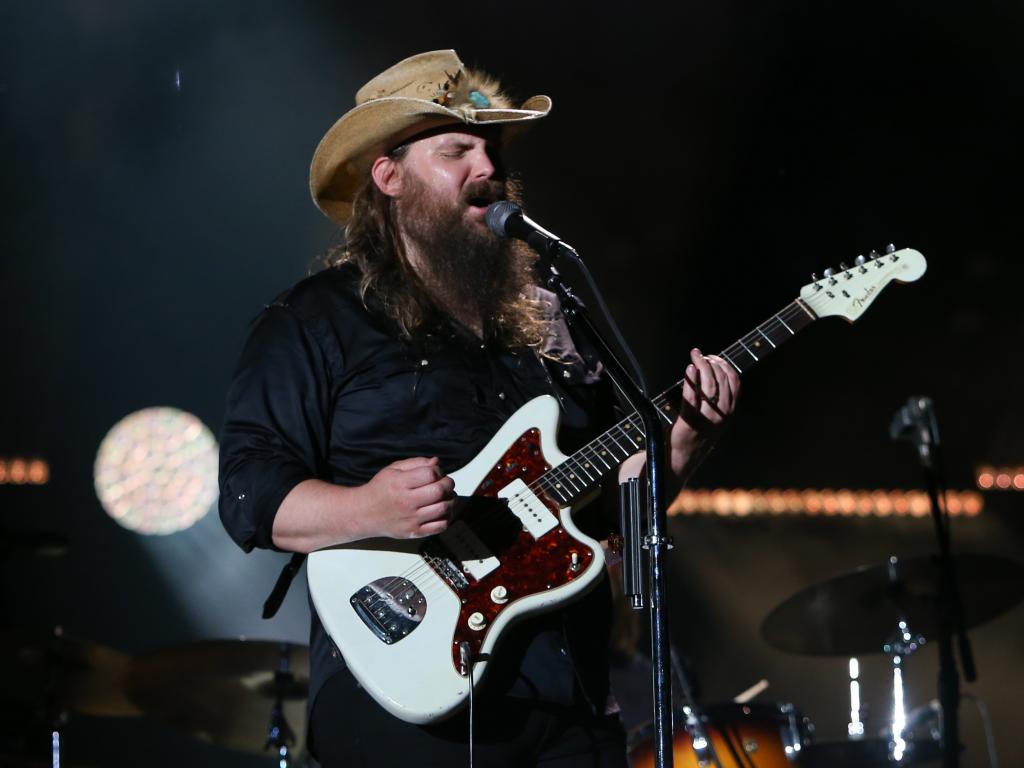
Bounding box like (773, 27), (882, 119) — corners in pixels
(369, 257), (900, 605)
(354, 301), (815, 617)
(339, 265), (908, 663)
(354, 302), (815, 616)
(350, 262), (909, 622)
(354, 301), (815, 618)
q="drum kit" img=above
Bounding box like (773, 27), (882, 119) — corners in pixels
(1, 630), (313, 766)
(628, 553), (1024, 768)
(3, 517), (1023, 767)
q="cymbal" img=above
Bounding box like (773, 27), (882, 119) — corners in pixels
(762, 554), (1024, 656)
(1, 630), (139, 717)
(126, 639), (309, 755)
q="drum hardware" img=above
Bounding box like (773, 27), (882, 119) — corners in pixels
(2, 627), (139, 719)
(627, 701), (812, 768)
(264, 642), (300, 767)
(670, 647), (722, 768)
(760, 554), (1024, 657)
(762, 553), (1024, 766)
(126, 638), (310, 757)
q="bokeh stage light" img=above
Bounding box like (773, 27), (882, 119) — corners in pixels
(94, 407), (219, 535)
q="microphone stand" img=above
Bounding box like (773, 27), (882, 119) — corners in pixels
(532, 244), (676, 768)
(890, 397), (975, 768)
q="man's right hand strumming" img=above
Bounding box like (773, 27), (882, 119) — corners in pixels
(271, 457), (455, 553)
(357, 456), (456, 539)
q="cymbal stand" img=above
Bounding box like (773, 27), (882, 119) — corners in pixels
(265, 642), (297, 767)
(881, 588), (925, 763)
(890, 396), (975, 768)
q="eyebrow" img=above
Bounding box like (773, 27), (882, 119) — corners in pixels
(438, 138), (477, 151)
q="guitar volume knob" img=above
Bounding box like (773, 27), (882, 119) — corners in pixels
(467, 612), (487, 631)
(490, 586), (509, 604)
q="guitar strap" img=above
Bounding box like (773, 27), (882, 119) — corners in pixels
(263, 552), (306, 619)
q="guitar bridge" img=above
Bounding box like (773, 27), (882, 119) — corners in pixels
(350, 578), (427, 645)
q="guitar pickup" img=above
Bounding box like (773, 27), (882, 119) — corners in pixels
(438, 520), (500, 581)
(499, 479), (559, 539)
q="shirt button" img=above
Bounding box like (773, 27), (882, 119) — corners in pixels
(562, 369), (571, 379)
(420, 359), (429, 366)
(559, 646), (569, 657)
(237, 493), (246, 501)
(497, 392), (506, 400)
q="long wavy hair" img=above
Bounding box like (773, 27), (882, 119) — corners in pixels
(326, 156), (549, 349)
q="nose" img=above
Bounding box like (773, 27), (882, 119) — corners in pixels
(469, 144), (495, 182)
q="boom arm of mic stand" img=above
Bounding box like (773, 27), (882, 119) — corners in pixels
(533, 254), (676, 768)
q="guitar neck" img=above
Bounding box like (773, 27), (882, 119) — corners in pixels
(534, 299), (818, 506)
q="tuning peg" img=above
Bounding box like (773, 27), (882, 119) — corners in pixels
(839, 261), (849, 270)
(854, 254), (867, 266)
(869, 249), (881, 259)
(811, 272), (818, 282)
(885, 243), (896, 254)
(823, 268), (835, 278)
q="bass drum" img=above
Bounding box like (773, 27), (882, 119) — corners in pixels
(628, 702), (812, 768)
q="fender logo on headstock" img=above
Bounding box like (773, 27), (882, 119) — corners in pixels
(852, 284), (878, 310)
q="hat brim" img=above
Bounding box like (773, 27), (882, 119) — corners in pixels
(309, 95), (551, 225)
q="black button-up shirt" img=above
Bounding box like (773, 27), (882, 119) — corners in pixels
(219, 264), (619, 714)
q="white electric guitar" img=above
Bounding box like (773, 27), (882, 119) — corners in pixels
(307, 247), (927, 724)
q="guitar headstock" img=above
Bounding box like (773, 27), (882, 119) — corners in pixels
(799, 246), (926, 322)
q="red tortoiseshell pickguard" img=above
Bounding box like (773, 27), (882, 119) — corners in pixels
(439, 427), (595, 672)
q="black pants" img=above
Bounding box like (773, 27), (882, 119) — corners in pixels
(310, 668), (628, 768)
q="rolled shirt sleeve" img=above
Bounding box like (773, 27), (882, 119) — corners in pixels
(219, 303), (335, 552)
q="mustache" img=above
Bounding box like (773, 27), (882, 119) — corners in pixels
(461, 179), (507, 207)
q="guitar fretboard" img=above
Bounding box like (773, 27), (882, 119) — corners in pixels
(533, 300), (817, 506)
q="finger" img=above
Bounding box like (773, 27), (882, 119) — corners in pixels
(409, 477), (454, 507)
(415, 518), (450, 537)
(699, 396), (725, 424)
(438, 475), (455, 499)
(681, 365), (701, 409)
(389, 456), (438, 471)
(690, 348), (718, 400)
(707, 358), (734, 413)
(709, 355), (741, 400)
(416, 499), (454, 525)
(403, 465), (445, 489)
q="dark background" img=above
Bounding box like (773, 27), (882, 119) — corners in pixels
(2, 1), (1022, 765)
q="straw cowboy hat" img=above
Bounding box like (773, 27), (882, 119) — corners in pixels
(309, 49), (551, 225)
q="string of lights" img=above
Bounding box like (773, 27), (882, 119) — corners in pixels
(669, 488), (984, 517)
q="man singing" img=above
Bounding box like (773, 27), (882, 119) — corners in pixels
(220, 50), (739, 767)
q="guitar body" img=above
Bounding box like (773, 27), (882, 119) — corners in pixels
(307, 394), (607, 724)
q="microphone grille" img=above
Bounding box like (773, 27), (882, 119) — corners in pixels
(485, 200), (521, 238)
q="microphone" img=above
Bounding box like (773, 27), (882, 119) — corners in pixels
(485, 201), (579, 260)
(890, 395), (940, 466)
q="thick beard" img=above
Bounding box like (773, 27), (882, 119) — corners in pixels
(397, 173), (533, 333)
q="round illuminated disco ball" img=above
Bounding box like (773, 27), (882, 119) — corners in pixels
(94, 407), (219, 535)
